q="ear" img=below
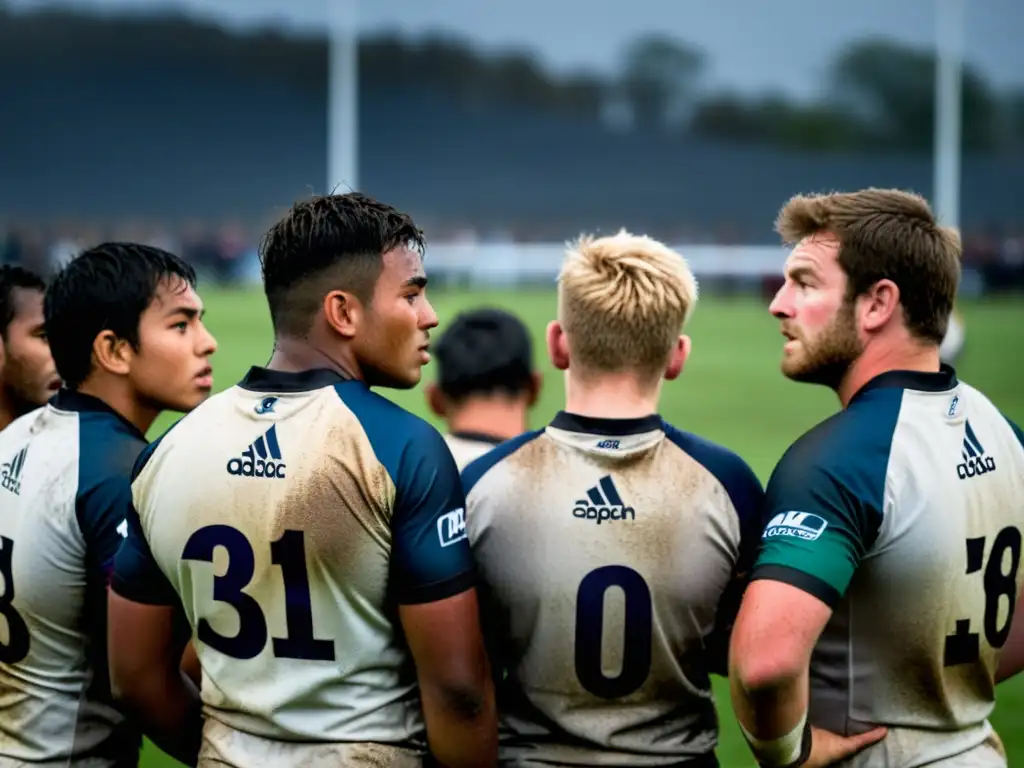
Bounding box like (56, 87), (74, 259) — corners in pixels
(91, 330), (133, 377)
(323, 290), (363, 340)
(425, 382), (447, 418)
(526, 370), (542, 407)
(546, 320), (570, 371)
(664, 335), (691, 381)
(860, 279), (900, 333)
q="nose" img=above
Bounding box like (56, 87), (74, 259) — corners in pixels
(420, 297), (439, 330)
(197, 323), (218, 356)
(768, 284), (793, 320)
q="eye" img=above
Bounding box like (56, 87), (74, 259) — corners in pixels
(173, 321), (189, 332)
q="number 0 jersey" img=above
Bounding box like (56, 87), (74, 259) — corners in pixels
(754, 367), (1024, 768)
(461, 412), (763, 766)
(111, 367), (476, 768)
(0, 391), (144, 767)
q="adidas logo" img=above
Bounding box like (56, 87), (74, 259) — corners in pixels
(226, 426), (287, 479)
(957, 420), (996, 480)
(1, 446), (28, 496)
(572, 475), (635, 524)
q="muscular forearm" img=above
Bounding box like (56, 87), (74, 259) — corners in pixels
(730, 665), (809, 739)
(123, 669), (203, 766)
(422, 679), (498, 768)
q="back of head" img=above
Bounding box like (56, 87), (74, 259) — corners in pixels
(0, 265), (45, 339)
(775, 188), (961, 344)
(434, 308), (534, 402)
(45, 242), (197, 389)
(259, 193), (425, 337)
(558, 230), (698, 381)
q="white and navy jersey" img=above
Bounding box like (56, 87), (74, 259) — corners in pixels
(754, 367), (1024, 767)
(0, 390), (145, 767)
(461, 412), (763, 767)
(444, 431), (505, 471)
(111, 367), (476, 768)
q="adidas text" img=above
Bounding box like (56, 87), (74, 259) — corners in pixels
(227, 426), (286, 478)
(1, 471), (20, 495)
(573, 504), (635, 524)
(957, 455), (996, 480)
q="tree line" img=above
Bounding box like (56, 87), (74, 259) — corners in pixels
(2, 3), (1022, 154)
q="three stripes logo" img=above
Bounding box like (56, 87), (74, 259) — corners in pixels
(956, 420), (996, 480)
(572, 475), (635, 524)
(0, 446), (28, 495)
(226, 426), (287, 479)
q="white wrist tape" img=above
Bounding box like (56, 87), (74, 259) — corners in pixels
(739, 712), (807, 767)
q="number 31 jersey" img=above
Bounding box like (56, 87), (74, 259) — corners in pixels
(461, 411), (763, 766)
(753, 368), (1024, 768)
(111, 367), (476, 768)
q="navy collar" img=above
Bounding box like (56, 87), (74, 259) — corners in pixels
(852, 364), (958, 402)
(238, 367), (350, 393)
(450, 430), (506, 446)
(51, 389), (147, 440)
(550, 411), (662, 437)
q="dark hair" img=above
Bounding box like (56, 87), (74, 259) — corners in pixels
(259, 193), (425, 336)
(434, 308), (534, 401)
(0, 265), (46, 337)
(44, 242), (197, 389)
(776, 188), (961, 343)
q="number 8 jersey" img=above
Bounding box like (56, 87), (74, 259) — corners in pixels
(460, 411), (763, 766)
(752, 368), (1024, 768)
(111, 367), (476, 768)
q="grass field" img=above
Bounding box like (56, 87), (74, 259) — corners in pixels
(140, 288), (1024, 767)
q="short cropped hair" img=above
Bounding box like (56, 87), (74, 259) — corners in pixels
(558, 230), (698, 380)
(0, 265), (46, 337)
(775, 188), (961, 344)
(434, 308), (534, 401)
(45, 243), (197, 389)
(259, 193), (425, 337)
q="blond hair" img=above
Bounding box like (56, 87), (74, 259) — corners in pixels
(557, 229), (698, 379)
(776, 188), (960, 343)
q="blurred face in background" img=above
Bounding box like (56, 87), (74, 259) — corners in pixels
(0, 287), (60, 418)
(769, 233), (864, 389)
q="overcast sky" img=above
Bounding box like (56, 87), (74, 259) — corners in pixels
(8, 0), (1023, 98)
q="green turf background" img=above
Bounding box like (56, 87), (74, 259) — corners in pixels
(139, 289), (1024, 767)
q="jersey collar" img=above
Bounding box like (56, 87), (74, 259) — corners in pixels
(238, 366), (349, 393)
(550, 411), (663, 436)
(450, 430), (506, 446)
(50, 389), (147, 440)
(852, 364), (958, 402)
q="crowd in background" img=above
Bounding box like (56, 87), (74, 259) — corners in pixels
(2, 218), (1022, 295)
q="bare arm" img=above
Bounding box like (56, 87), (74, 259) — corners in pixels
(108, 591), (202, 766)
(400, 588), (497, 768)
(730, 579), (885, 767)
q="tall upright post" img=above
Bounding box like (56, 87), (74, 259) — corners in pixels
(933, 0), (965, 230)
(327, 0), (358, 193)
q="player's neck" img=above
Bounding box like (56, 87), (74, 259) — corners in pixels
(838, 338), (941, 408)
(267, 338), (362, 382)
(0, 402), (15, 432)
(75, 378), (160, 435)
(564, 370), (660, 420)
(447, 398), (528, 442)
(0, 389), (31, 431)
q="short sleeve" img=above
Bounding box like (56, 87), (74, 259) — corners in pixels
(752, 456), (882, 608)
(390, 427), (476, 605)
(76, 476), (133, 583)
(110, 502), (179, 606)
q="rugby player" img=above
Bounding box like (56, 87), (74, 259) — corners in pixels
(461, 230), (764, 766)
(730, 188), (1024, 768)
(108, 193), (497, 768)
(0, 243), (216, 766)
(425, 307), (540, 469)
(0, 265), (60, 431)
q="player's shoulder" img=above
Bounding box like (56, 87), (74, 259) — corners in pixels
(769, 383), (905, 505)
(957, 379), (1024, 450)
(461, 428), (547, 496)
(332, 380), (452, 481)
(660, 420), (764, 511)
